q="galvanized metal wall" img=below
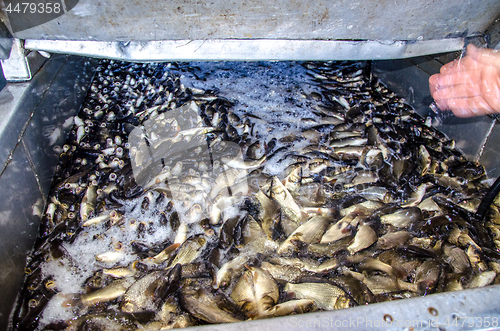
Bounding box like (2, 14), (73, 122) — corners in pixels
(0, 55), (96, 331)
(1, 0), (499, 42)
(2, 52), (500, 330)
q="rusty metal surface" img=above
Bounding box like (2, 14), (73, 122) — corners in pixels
(1, 0), (499, 43)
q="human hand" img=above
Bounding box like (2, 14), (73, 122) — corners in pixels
(429, 44), (500, 117)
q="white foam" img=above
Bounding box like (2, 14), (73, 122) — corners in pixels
(40, 193), (179, 300)
(38, 293), (77, 327)
(178, 62), (327, 178)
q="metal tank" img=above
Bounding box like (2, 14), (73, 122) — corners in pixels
(0, 1), (500, 330)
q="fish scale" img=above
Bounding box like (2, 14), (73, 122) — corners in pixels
(11, 60), (500, 330)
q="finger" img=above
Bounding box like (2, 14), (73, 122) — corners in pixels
(447, 97), (494, 117)
(468, 44), (500, 68)
(480, 66), (500, 111)
(432, 83), (482, 101)
(429, 77), (446, 109)
(429, 74), (441, 87)
(431, 69), (482, 88)
(429, 75), (440, 98)
(433, 98), (449, 111)
(440, 59), (460, 74)
(440, 56), (480, 74)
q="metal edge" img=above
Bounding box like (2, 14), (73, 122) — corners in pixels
(180, 284), (500, 331)
(0, 63), (6, 91)
(1, 39), (47, 81)
(24, 39), (465, 61)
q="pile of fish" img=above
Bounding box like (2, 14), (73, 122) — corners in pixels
(11, 60), (500, 331)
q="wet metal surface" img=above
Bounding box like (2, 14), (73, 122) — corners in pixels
(0, 55), (95, 330)
(434, 115), (497, 163)
(0, 144), (43, 331)
(24, 38), (466, 61)
(0, 55), (65, 174)
(480, 121), (500, 179)
(3, 0), (500, 43)
(0, 81), (30, 171)
(22, 55), (97, 197)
